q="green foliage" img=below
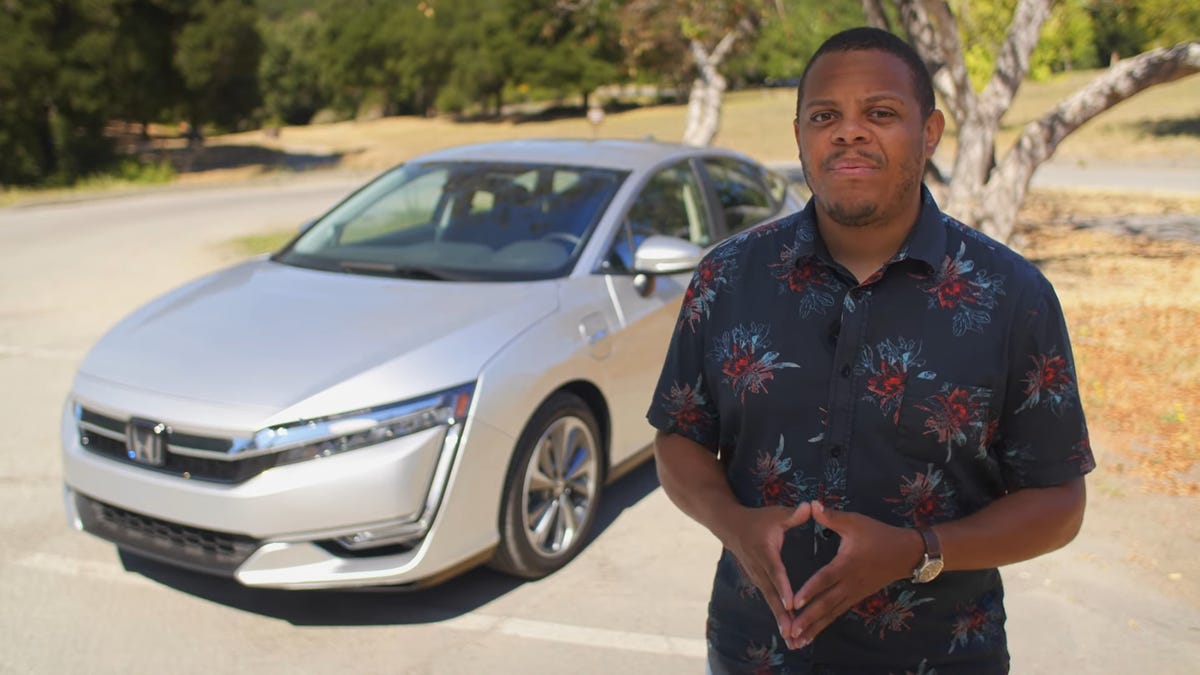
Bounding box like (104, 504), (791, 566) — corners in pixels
(617, 0), (778, 86)
(728, 0), (862, 85)
(175, 0), (264, 131)
(75, 157), (176, 190)
(259, 9), (326, 124)
(0, 0), (267, 186)
(510, 0), (624, 104)
(952, 0), (1098, 90)
(8, 0), (1194, 190)
(0, 1), (120, 186)
(1088, 0), (1200, 61)
(1030, 1), (1098, 79)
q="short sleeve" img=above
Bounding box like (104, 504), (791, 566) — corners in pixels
(996, 273), (1095, 490)
(645, 269), (721, 453)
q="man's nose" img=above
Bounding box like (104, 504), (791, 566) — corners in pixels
(832, 117), (869, 144)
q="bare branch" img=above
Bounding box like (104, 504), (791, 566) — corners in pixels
(861, 0), (890, 31)
(979, 0), (1052, 122)
(710, 25), (745, 64)
(895, 0), (974, 125)
(995, 41), (1200, 193)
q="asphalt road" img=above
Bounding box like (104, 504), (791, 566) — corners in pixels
(1, 173), (1197, 674)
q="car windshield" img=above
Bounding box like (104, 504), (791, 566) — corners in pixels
(276, 160), (627, 281)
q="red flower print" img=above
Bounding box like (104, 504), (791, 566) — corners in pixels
(850, 587), (933, 639)
(1017, 351), (1077, 415)
(933, 273), (970, 309)
(723, 343), (754, 380)
(886, 464), (955, 527)
(918, 385), (990, 461)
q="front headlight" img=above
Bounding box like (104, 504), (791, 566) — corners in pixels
(231, 383), (474, 469)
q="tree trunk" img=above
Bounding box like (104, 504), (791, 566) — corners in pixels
(681, 30), (741, 147)
(889, 1), (1199, 244)
(861, 0), (891, 31)
(979, 40), (1200, 242)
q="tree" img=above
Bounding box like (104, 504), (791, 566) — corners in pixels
(869, 0), (1200, 243)
(0, 1), (127, 185)
(109, 0), (189, 136)
(174, 0), (263, 139)
(729, 1), (861, 87)
(620, 0), (777, 146)
(259, 7), (326, 125)
(511, 0), (623, 109)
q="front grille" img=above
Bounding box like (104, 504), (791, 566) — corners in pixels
(78, 407), (278, 484)
(75, 492), (259, 576)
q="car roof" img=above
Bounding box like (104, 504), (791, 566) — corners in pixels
(411, 138), (755, 172)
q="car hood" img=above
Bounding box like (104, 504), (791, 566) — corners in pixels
(78, 259), (559, 423)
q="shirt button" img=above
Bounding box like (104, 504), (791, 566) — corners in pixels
(839, 364), (851, 378)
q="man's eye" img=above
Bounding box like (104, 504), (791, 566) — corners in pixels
(870, 109), (897, 119)
(811, 112), (834, 123)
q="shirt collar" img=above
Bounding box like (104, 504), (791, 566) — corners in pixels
(893, 186), (947, 272)
(791, 185), (947, 273)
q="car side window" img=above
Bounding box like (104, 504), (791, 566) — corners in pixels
(703, 158), (777, 234)
(603, 163), (710, 274)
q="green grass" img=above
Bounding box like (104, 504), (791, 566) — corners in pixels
(225, 229), (296, 257)
(1, 158), (176, 207)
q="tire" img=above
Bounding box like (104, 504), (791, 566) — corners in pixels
(490, 392), (604, 579)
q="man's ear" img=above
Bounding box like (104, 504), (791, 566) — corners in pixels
(924, 109), (945, 159)
(792, 118), (802, 158)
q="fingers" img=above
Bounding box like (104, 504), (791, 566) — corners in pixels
(782, 500), (813, 530)
(791, 556), (836, 612)
(810, 499), (837, 529)
(757, 578), (795, 640)
(789, 582), (857, 649)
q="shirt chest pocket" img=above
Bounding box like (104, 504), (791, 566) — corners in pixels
(895, 378), (995, 465)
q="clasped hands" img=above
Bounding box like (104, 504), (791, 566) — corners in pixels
(723, 500), (919, 651)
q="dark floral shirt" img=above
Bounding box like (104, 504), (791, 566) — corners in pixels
(647, 188), (1094, 675)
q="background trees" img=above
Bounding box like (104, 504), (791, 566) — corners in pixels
(0, 0), (1197, 197)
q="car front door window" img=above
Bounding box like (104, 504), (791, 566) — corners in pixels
(604, 163), (710, 274)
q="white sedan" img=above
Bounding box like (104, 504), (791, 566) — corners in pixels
(62, 138), (802, 589)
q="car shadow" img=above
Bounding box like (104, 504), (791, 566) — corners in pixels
(118, 459), (662, 626)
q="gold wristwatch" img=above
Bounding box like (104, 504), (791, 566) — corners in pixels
(911, 526), (944, 584)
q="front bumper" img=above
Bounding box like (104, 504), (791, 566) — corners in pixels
(62, 400), (516, 589)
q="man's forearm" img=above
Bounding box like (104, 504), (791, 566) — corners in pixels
(654, 431), (745, 546)
(936, 477), (1087, 572)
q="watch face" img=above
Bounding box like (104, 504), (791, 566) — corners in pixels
(914, 557), (944, 584)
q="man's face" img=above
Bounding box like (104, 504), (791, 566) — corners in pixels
(794, 49), (943, 229)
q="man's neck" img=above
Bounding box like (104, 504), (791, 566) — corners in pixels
(816, 199), (921, 284)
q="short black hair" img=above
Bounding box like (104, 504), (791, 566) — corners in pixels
(795, 27), (935, 119)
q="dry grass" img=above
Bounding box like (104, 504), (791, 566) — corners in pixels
(1017, 190), (1200, 494)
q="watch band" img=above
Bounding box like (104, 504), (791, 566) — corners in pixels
(911, 526), (944, 583)
(918, 526), (941, 559)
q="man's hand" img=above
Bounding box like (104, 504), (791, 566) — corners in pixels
(785, 501), (922, 650)
(721, 501), (813, 642)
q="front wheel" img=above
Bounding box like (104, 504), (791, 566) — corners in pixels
(490, 392), (603, 578)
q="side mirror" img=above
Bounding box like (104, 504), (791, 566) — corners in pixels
(632, 234), (703, 275)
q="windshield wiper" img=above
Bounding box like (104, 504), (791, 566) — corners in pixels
(338, 260), (450, 281)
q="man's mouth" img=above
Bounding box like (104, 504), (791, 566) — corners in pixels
(825, 153), (883, 174)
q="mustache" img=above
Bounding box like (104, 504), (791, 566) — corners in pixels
(823, 150), (884, 170)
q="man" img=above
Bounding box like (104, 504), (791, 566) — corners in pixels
(647, 27), (1093, 674)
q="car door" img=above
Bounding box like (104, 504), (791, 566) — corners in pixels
(599, 160), (716, 465)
